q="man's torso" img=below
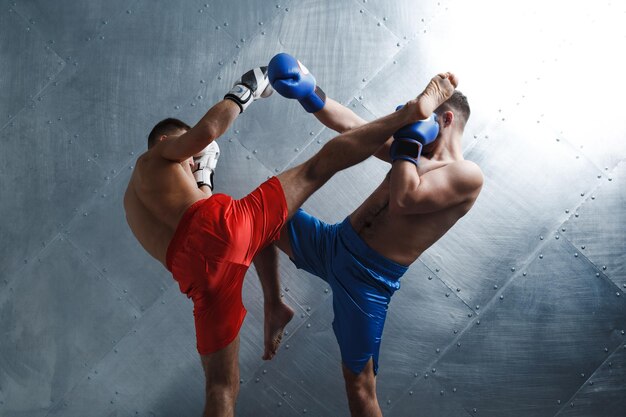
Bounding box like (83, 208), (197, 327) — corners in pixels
(350, 158), (474, 266)
(124, 149), (208, 266)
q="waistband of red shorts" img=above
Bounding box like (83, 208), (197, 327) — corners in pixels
(166, 198), (208, 271)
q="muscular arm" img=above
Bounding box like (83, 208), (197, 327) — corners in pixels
(158, 99), (240, 162)
(389, 160), (483, 214)
(314, 98), (393, 163)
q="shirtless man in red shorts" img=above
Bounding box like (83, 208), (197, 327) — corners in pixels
(124, 64), (458, 417)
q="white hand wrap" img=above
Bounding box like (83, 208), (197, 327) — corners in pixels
(192, 141), (220, 190)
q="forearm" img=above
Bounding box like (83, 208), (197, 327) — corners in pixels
(389, 161), (421, 213)
(314, 98), (368, 133)
(189, 99), (240, 147)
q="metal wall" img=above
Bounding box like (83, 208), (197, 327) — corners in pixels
(1, 0), (625, 416)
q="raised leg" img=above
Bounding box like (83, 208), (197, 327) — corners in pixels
(200, 337), (241, 417)
(342, 359), (383, 417)
(276, 72), (458, 218)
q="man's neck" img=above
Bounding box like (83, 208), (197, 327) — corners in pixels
(428, 133), (464, 162)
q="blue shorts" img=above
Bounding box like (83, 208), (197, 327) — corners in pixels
(287, 209), (408, 375)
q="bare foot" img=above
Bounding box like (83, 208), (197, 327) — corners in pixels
(263, 302), (294, 360)
(408, 72), (458, 120)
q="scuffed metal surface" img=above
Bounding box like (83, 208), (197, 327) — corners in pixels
(1, 0), (625, 416)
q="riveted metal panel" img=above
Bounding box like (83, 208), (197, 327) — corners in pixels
(34, 0), (237, 176)
(378, 262), (474, 410)
(237, 301), (347, 417)
(561, 162), (626, 291)
(0, 105), (103, 285)
(420, 113), (602, 309)
(555, 346), (626, 417)
(0, 6), (64, 127)
(0, 237), (138, 417)
(12, 0), (138, 58)
(213, 0), (401, 173)
(421, 237), (626, 417)
(64, 164), (173, 312)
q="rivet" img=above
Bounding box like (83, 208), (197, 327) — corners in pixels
(540, 235), (544, 240)
(565, 209), (569, 213)
(324, 288), (329, 293)
(539, 254), (543, 259)
(428, 275), (432, 280)
(445, 292), (450, 297)
(574, 253), (578, 258)
(602, 265), (607, 270)
(499, 295), (504, 300)
(511, 267), (515, 272)
(453, 388), (457, 393)
(457, 288), (461, 292)
(523, 272), (527, 276)
(494, 285), (498, 289)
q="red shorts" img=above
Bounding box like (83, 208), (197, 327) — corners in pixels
(166, 177), (288, 355)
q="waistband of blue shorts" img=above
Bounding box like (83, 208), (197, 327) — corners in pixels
(338, 217), (408, 280)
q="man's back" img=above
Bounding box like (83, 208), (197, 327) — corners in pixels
(124, 144), (208, 266)
(351, 158), (480, 266)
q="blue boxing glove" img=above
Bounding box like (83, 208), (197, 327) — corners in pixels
(268, 53), (326, 113)
(389, 110), (439, 166)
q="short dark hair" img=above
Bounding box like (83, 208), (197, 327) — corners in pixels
(147, 118), (191, 148)
(435, 90), (470, 128)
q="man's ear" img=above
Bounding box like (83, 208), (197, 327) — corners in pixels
(158, 134), (167, 143)
(443, 111), (454, 127)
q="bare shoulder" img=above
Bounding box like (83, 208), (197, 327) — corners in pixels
(445, 160), (484, 195)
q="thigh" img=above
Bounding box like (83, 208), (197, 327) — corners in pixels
(284, 209), (335, 280)
(230, 177), (288, 265)
(276, 159), (328, 220)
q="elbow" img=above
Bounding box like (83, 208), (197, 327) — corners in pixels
(388, 194), (412, 215)
(202, 121), (219, 143)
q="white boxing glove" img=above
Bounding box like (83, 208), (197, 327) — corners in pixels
(224, 66), (273, 113)
(192, 141), (220, 190)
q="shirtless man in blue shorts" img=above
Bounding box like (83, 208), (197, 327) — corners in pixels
(266, 53), (483, 417)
